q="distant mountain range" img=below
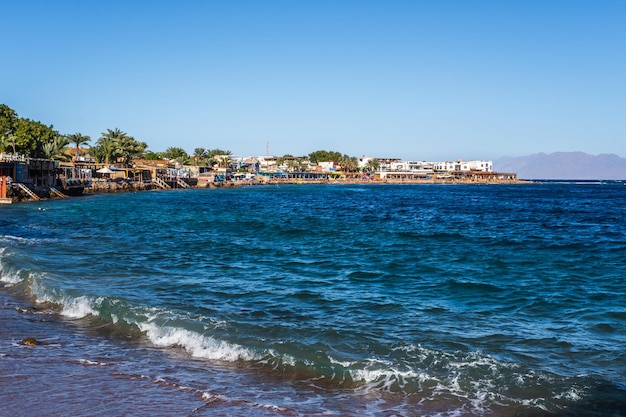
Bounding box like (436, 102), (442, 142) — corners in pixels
(494, 152), (626, 180)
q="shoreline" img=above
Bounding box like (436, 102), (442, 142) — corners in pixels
(89, 175), (530, 190)
(4, 176), (532, 204)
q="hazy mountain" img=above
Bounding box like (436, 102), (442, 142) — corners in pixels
(494, 152), (626, 180)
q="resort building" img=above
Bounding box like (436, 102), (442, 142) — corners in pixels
(372, 158), (498, 181)
(432, 159), (493, 173)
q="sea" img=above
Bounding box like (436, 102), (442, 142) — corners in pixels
(1, 183), (625, 417)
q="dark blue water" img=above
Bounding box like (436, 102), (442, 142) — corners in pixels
(1, 184), (625, 416)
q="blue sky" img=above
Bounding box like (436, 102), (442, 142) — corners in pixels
(2, 1), (625, 161)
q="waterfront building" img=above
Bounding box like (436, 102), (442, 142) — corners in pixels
(433, 159), (493, 173)
(0, 153), (27, 181)
(256, 155), (278, 171)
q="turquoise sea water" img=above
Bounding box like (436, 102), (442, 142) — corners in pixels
(1, 183), (625, 416)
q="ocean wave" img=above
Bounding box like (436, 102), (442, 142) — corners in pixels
(0, 234), (57, 246)
(60, 295), (100, 318)
(137, 321), (261, 362)
(342, 344), (594, 415)
(3, 265), (620, 415)
(0, 251), (22, 286)
(0, 235), (33, 244)
(4, 265), (604, 413)
(0, 249), (45, 288)
(22, 277), (267, 365)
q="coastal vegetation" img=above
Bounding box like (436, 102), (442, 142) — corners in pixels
(1, 102), (520, 204)
(1, 104), (59, 158)
(0, 103), (372, 170)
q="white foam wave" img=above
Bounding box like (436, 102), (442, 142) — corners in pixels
(201, 392), (228, 403)
(77, 359), (109, 366)
(138, 322), (260, 362)
(0, 247), (21, 285)
(199, 392), (289, 413)
(348, 344), (563, 415)
(257, 348), (297, 369)
(0, 266), (21, 285)
(60, 295), (99, 318)
(0, 235), (33, 244)
(328, 356), (356, 368)
(555, 385), (583, 401)
(351, 358), (434, 392)
(30, 279), (99, 319)
(0, 234), (54, 245)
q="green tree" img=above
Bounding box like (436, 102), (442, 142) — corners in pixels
(276, 154), (293, 165)
(308, 150), (343, 164)
(214, 152), (232, 169)
(89, 144), (107, 164)
(191, 147), (209, 166)
(97, 128), (128, 164)
(278, 154), (308, 172)
(0, 131), (17, 154)
(115, 135), (147, 166)
(67, 132), (91, 161)
(365, 158), (380, 174)
(200, 148), (232, 168)
(0, 104), (18, 147)
(162, 147), (189, 164)
(13, 118), (58, 157)
(42, 134), (71, 160)
(339, 154), (358, 172)
(205, 148), (231, 160)
(144, 151), (163, 160)
(289, 158), (307, 172)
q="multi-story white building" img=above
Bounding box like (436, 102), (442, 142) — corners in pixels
(433, 159), (492, 172)
(317, 161), (336, 172)
(467, 160), (493, 172)
(387, 160), (435, 171)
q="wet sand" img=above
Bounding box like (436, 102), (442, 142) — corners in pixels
(0, 290), (356, 417)
(0, 290), (210, 416)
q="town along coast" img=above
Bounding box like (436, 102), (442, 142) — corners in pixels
(7, 173), (527, 203)
(2, 183), (625, 416)
(2, 151), (522, 203)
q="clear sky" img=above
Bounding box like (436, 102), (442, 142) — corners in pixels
(2, 0), (625, 161)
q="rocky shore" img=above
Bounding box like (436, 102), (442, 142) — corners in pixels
(3, 175), (528, 204)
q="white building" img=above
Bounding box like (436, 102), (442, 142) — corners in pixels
(317, 161), (336, 172)
(388, 160), (434, 172)
(358, 156), (373, 170)
(467, 160), (493, 172)
(433, 159), (492, 172)
(256, 156), (278, 170)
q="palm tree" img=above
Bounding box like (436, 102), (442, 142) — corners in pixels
(216, 151), (232, 169)
(192, 147), (208, 166)
(100, 139), (116, 165)
(286, 157), (307, 172)
(89, 145), (106, 164)
(340, 154), (358, 172)
(0, 131), (16, 154)
(42, 134), (71, 161)
(144, 151), (163, 160)
(115, 135), (147, 166)
(365, 158), (380, 175)
(67, 132), (90, 162)
(98, 128), (128, 164)
(163, 147), (189, 165)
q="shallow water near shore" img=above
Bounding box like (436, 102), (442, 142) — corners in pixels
(1, 183), (626, 416)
